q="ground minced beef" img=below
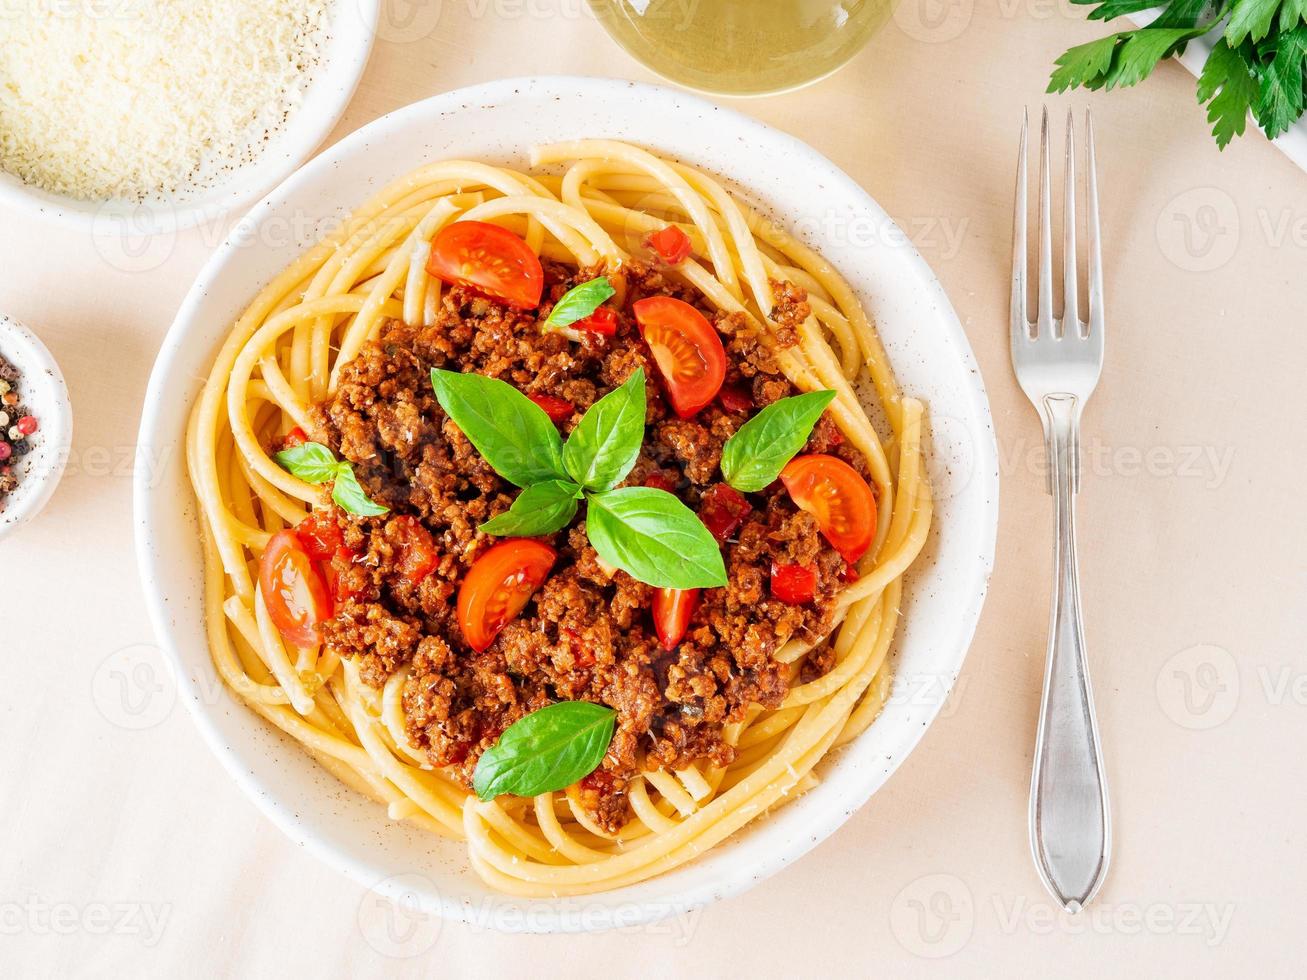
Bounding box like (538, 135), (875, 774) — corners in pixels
(305, 261), (872, 832)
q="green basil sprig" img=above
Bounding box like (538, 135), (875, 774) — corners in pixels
(562, 368), (645, 491)
(430, 369), (564, 488)
(473, 701), (615, 800)
(587, 486), (727, 589)
(431, 366), (727, 589)
(542, 276), (615, 331)
(719, 390), (838, 492)
(274, 441), (389, 517)
(479, 479), (583, 537)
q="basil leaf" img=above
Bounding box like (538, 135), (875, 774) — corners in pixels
(542, 277), (615, 331)
(720, 390), (838, 493)
(480, 480), (582, 537)
(473, 701), (615, 800)
(273, 441), (339, 484)
(586, 486), (727, 588)
(561, 368), (646, 491)
(331, 463), (389, 517)
(431, 368), (566, 488)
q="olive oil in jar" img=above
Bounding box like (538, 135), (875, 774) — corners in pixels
(587, 0), (892, 96)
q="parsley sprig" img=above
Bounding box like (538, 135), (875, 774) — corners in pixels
(1049, 0), (1307, 147)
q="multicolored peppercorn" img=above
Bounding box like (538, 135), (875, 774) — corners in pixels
(0, 354), (36, 506)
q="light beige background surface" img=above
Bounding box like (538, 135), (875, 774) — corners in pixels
(2, 1), (1304, 976)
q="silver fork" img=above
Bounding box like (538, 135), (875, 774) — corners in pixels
(1011, 107), (1111, 912)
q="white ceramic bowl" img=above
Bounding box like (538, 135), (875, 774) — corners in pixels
(134, 77), (999, 932)
(0, 1), (380, 235)
(0, 314), (72, 540)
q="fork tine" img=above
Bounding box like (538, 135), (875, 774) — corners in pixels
(1011, 108), (1029, 342)
(1085, 109), (1104, 338)
(1036, 107), (1055, 337)
(1063, 110), (1079, 336)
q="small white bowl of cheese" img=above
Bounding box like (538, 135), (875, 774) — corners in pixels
(0, 0), (380, 235)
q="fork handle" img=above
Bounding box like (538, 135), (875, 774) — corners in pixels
(1029, 393), (1111, 911)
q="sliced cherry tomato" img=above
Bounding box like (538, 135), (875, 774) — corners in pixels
(324, 546), (363, 603)
(426, 220), (544, 310)
(646, 225), (693, 264)
(633, 296), (726, 418)
(283, 426), (309, 448)
(575, 306), (618, 336)
(717, 384), (752, 414)
(457, 539), (556, 652)
(259, 530), (332, 647)
(770, 562), (817, 605)
(295, 509), (343, 561)
(527, 393), (575, 424)
(780, 454), (877, 564)
(699, 483), (752, 543)
(652, 587), (698, 651)
(391, 515), (439, 586)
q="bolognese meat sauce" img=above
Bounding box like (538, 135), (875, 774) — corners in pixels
(304, 261), (874, 833)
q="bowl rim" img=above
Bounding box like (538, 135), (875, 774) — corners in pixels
(133, 75), (1000, 932)
(0, 0), (381, 235)
(0, 314), (72, 541)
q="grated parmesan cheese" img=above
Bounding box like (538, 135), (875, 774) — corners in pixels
(0, 0), (330, 202)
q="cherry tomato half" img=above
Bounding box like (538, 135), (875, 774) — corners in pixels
(633, 296), (726, 418)
(283, 426), (309, 448)
(652, 587), (698, 651)
(259, 530), (333, 648)
(391, 515), (439, 586)
(426, 220), (544, 310)
(575, 306), (618, 336)
(647, 225), (693, 264)
(779, 454), (877, 564)
(295, 509), (343, 561)
(457, 539), (556, 652)
(770, 562), (817, 605)
(528, 393), (575, 424)
(699, 483), (752, 543)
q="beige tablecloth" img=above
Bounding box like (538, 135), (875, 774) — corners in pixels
(3, 2), (1304, 975)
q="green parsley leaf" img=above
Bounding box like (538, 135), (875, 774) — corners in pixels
(331, 464), (389, 517)
(1103, 27), (1209, 89)
(1226, 0), (1281, 45)
(720, 390), (837, 493)
(1254, 24), (1307, 138)
(1281, 0), (1307, 33)
(273, 441), (340, 484)
(542, 277), (616, 331)
(1049, 34), (1122, 93)
(473, 701), (615, 800)
(585, 486), (727, 589)
(1198, 38), (1260, 147)
(431, 368), (566, 488)
(561, 368), (646, 491)
(479, 480), (582, 537)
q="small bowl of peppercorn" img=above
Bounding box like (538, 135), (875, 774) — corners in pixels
(0, 314), (72, 541)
